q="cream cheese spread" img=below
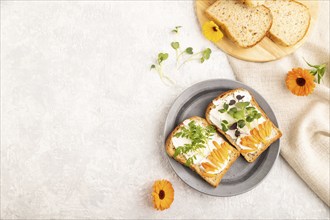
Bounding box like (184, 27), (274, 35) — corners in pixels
(171, 119), (231, 174)
(209, 90), (277, 151)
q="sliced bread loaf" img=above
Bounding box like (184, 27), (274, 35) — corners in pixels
(264, 0), (310, 46)
(206, 0), (272, 48)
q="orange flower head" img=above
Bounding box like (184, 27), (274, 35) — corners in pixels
(152, 179), (174, 211)
(286, 68), (315, 96)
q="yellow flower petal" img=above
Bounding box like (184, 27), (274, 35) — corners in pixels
(202, 21), (223, 43)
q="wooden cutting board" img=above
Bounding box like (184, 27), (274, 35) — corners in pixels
(195, 0), (319, 62)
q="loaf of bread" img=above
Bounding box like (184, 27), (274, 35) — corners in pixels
(206, 0), (272, 48)
(264, 0), (310, 46)
(166, 116), (239, 187)
(205, 89), (282, 162)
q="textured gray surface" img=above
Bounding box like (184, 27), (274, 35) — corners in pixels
(1, 1), (329, 219)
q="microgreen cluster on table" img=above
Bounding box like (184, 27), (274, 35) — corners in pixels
(150, 26), (212, 86)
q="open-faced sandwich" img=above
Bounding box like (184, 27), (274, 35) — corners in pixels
(205, 88), (282, 163)
(166, 116), (240, 187)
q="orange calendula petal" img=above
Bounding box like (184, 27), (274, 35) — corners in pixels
(202, 171), (217, 177)
(213, 141), (221, 150)
(208, 153), (220, 167)
(214, 149), (224, 163)
(240, 149), (255, 154)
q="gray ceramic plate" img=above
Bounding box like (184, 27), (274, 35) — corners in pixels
(163, 79), (280, 196)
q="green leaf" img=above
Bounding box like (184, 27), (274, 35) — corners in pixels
(250, 110), (256, 115)
(246, 116), (254, 122)
(157, 53), (169, 65)
(221, 123), (228, 132)
(233, 110), (245, 119)
(222, 120), (228, 124)
(219, 109), (226, 113)
(172, 26), (182, 33)
(246, 106), (255, 111)
(318, 66), (326, 83)
(174, 147), (183, 157)
(185, 157), (194, 167)
(304, 58), (327, 84)
(171, 42), (180, 50)
(320, 66), (326, 76)
(228, 107), (237, 113)
(202, 48), (212, 60)
(150, 64), (156, 70)
(236, 101), (250, 109)
(227, 107), (237, 117)
(223, 103), (229, 110)
(304, 58), (320, 69)
(255, 113), (262, 119)
(188, 120), (195, 127)
(237, 120), (245, 128)
(185, 47), (193, 54)
(206, 125), (216, 134)
(310, 69), (318, 76)
(174, 132), (182, 138)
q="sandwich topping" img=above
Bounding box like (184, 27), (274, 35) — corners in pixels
(209, 90), (278, 153)
(172, 119), (231, 175)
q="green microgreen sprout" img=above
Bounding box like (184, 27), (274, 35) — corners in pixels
(171, 41), (182, 68)
(218, 96), (263, 137)
(150, 26), (214, 85)
(150, 53), (175, 86)
(171, 40), (212, 69)
(173, 121), (216, 166)
(304, 58), (327, 84)
(172, 26), (182, 34)
(177, 48), (212, 69)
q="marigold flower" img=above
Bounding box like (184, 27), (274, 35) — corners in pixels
(286, 68), (315, 96)
(152, 179), (174, 211)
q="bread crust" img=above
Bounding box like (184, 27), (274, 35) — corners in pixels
(206, 1), (273, 48)
(165, 116), (240, 187)
(205, 88), (282, 163)
(242, 0), (265, 7)
(264, 0), (311, 46)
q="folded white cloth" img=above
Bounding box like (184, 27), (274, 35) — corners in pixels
(228, 1), (330, 206)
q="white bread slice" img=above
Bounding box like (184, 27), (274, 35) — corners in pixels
(206, 0), (272, 48)
(205, 89), (282, 163)
(264, 0), (311, 46)
(242, 0), (265, 7)
(165, 116), (239, 187)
